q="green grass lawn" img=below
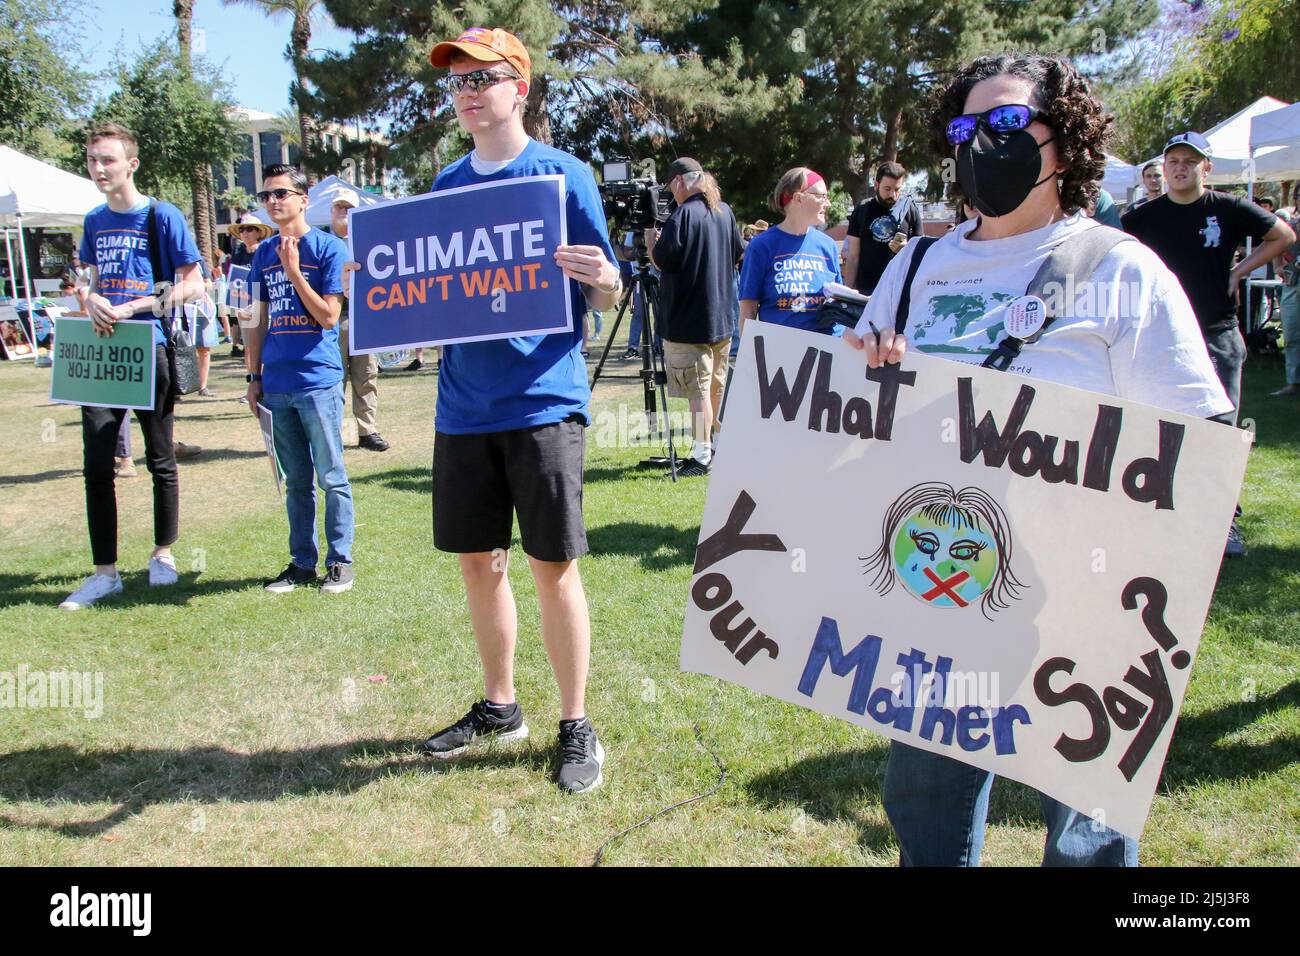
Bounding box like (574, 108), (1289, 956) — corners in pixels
(0, 343), (1296, 866)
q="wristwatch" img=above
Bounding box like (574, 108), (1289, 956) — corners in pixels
(246, 373), (262, 383)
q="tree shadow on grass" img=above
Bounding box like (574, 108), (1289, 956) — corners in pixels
(745, 748), (896, 856)
(586, 521), (698, 570)
(183, 448), (272, 465)
(0, 572), (267, 611)
(1209, 544), (1300, 646)
(0, 738), (556, 838)
(352, 467), (428, 496)
(1160, 680), (1300, 793)
(0, 468), (82, 487)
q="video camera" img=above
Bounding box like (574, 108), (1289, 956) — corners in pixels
(599, 158), (674, 234)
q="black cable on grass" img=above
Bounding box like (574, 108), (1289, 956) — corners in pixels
(590, 686), (727, 867)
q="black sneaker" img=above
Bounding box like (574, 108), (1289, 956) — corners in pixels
(321, 563), (355, 593)
(677, 457), (711, 478)
(265, 563), (318, 593)
(358, 432), (390, 452)
(621, 348), (640, 359)
(405, 358), (424, 372)
(557, 717), (605, 793)
(421, 699), (529, 759)
(230, 346), (245, 359)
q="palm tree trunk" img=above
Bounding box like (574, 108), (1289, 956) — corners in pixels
(292, 8), (315, 184)
(174, 0), (214, 265)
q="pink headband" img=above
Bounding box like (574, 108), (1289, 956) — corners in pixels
(780, 170), (825, 207)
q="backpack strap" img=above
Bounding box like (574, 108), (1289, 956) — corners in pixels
(982, 225), (1135, 371)
(893, 235), (938, 334)
(146, 198), (181, 343)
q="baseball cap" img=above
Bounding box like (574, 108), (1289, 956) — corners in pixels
(664, 157), (703, 180)
(332, 187), (360, 209)
(1163, 131), (1212, 158)
(430, 27), (531, 82)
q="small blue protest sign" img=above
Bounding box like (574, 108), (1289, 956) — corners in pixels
(347, 174), (572, 354)
(226, 265), (253, 312)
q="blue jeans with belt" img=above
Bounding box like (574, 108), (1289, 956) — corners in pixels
(882, 741), (1138, 866)
(261, 383), (354, 569)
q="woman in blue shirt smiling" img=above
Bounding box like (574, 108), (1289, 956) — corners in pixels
(738, 167), (844, 338)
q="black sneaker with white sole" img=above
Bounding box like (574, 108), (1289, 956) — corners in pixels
(421, 699), (529, 759)
(557, 717), (605, 793)
(265, 563), (318, 593)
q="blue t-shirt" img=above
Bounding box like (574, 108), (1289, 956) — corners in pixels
(738, 227), (844, 335)
(249, 229), (346, 393)
(79, 198), (201, 345)
(432, 139), (617, 434)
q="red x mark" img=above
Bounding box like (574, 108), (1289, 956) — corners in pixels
(921, 566), (970, 606)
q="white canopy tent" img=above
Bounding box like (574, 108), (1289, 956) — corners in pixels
(1249, 101), (1300, 184)
(1143, 96), (1298, 185)
(249, 174), (391, 230)
(1101, 154), (1139, 203)
(0, 144), (103, 327)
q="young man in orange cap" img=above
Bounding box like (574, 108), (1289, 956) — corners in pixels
(419, 27), (621, 793)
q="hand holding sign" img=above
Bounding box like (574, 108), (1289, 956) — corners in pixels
(844, 323), (907, 368)
(554, 244), (619, 294)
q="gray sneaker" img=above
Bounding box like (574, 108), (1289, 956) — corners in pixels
(1225, 522), (1247, 558)
(557, 717), (605, 793)
(321, 563), (354, 593)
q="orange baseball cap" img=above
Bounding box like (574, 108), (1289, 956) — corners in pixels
(430, 27), (531, 82)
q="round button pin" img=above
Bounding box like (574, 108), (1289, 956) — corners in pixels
(1005, 295), (1047, 339)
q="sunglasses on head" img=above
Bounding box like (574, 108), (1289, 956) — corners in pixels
(444, 69), (519, 95)
(946, 104), (1050, 146)
(257, 188), (304, 203)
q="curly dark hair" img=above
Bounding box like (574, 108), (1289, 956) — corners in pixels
(929, 52), (1113, 215)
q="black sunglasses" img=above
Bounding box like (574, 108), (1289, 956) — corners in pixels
(257, 188), (305, 203)
(946, 104), (1050, 146)
(444, 69), (519, 95)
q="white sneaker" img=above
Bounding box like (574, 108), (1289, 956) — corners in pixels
(59, 573), (124, 610)
(148, 554), (179, 586)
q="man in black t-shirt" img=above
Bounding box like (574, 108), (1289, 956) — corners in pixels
(1123, 131), (1293, 420)
(646, 158), (744, 476)
(845, 162), (923, 294)
(1123, 130), (1295, 558)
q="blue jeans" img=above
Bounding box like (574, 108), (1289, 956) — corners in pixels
(262, 383), (354, 569)
(881, 741), (1138, 866)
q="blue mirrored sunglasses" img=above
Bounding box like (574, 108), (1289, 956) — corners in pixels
(946, 104), (1050, 146)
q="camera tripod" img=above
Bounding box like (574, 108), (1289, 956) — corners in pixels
(589, 241), (680, 481)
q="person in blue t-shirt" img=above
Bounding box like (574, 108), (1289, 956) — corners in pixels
(739, 167), (844, 340)
(59, 123), (205, 611)
(413, 27), (621, 795)
(244, 164), (355, 596)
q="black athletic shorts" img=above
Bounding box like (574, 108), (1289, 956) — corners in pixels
(433, 418), (587, 562)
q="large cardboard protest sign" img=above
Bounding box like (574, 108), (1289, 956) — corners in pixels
(681, 322), (1250, 838)
(49, 317), (155, 410)
(347, 175), (572, 353)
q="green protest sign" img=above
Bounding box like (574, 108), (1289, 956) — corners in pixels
(50, 317), (156, 410)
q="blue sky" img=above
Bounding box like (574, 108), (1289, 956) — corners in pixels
(77, 0), (356, 116)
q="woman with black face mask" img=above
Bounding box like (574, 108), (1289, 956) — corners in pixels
(845, 53), (1233, 867)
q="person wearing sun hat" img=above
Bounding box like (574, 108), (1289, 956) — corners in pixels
(225, 214), (275, 360)
(417, 26), (620, 795)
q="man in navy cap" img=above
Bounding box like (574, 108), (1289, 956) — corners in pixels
(1123, 131), (1294, 557)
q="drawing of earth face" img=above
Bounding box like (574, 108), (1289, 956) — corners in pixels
(891, 509), (999, 609)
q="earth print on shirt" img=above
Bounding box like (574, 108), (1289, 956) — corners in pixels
(909, 291), (1013, 357)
